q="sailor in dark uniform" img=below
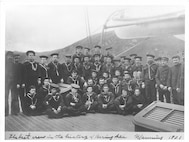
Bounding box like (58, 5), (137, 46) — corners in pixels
(62, 55), (73, 83)
(83, 78), (99, 94)
(97, 78), (105, 94)
(155, 57), (162, 67)
(105, 47), (114, 60)
(98, 84), (115, 113)
(48, 53), (64, 84)
(67, 70), (85, 90)
(24, 86), (39, 116)
(82, 55), (92, 80)
(90, 69), (99, 86)
(114, 88), (133, 115)
(38, 55), (49, 85)
(45, 85), (67, 118)
(129, 53), (137, 66)
(72, 56), (83, 77)
(102, 55), (114, 77)
(37, 78), (50, 113)
(23, 50), (40, 92)
(72, 45), (84, 63)
(120, 56), (126, 69)
(102, 71), (111, 85)
(131, 87), (145, 115)
(82, 86), (98, 113)
(123, 57), (133, 75)
(83, 47), (91, 59)
(91, 53), (102, 76)
(112, 58), (123, 76)
(92, 45), (103, 62)
(65, 84), (86, 116)
(132, 56), (143, 75)
(109, 76), (122, 98)
(142, 54), (158, 105)
(121, 70), (133, 93)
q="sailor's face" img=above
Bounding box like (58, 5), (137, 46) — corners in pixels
(43, 79), (49, 86)
(99, 79), (105, 85)
(172, 58), (180, 65)
(84, 57), (89, 62)
(134, 89), (140, 96)
(30, 88), (36, 94)
(122, 90), (127, 97)
(92, 72), (97, 78)
(28, 53), (35, 62)
(103, 86), (109, 93)
(74, 58), (80, 63)
(72, 72), (77, 78)
(66, 57), (71, 63)
(41, 58), (47, 64)
(87, 87), (93, 93)
(106, 57), (111, 63)
(147, 56), (154, 63)
(135, 58), (141, 64)
(115, 70), (121, 76)
(52, 55), (58, 63)
(161, 60), (168, 66)
(88, 80), (93, 85)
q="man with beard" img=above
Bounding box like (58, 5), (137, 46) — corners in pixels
(102, 55), (114, 77)
(91, 53), (103, 76)
(141, 54), (158, 105)
(48, 53), (64, 84)
(72, 45), (84, 63)
(82, 55), (92, 80)
(72, 56), (83, 77)
(62, 55), (73, 83)
(23, 50), (40, 92)
(168, 55), (183, 105)
(38, 55), (49, 86)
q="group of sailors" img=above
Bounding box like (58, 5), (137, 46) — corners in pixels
(5, 45), (184, 118)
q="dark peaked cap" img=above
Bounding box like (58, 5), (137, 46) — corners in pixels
(26, 50), (35, 56)
(146, 54), (155, 58)
(40, 55), (48, 59)
(51, 53), (59, 56)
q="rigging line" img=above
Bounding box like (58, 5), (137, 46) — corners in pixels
(115, 37), (150, 57)
(86, 7), (93, 47)
(84, 7), (90, 48)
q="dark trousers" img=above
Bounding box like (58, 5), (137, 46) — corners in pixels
(114, 101), (132, 115)
(159, 88), (170, 103)
(11, 87), (21, 115)
(46, 107), (67, 119)
(144, 80), (156, 105)
(98, 103), (116, 113)
(66, 105), (86, 116)
(172, 89), (184, 105)
(5, 81), (12, 116)
(84, 102), (98, 112)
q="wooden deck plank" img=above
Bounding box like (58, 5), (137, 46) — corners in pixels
(5, 113), (135, 131)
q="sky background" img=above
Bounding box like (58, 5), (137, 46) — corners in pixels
(5, 5), (184, 52)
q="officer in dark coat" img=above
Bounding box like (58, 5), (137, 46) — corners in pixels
(11, 54), (24, 115)
(155, 57), (171, 103)
(23, 50), (40, 92)
(38, 55), (49, 85)
(167, 55), (183, 105)
(62, 55), (73, 83)
(5, 51), (14, 116)
(141, 54), (158, 105)
(48, 53), (64, 84)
